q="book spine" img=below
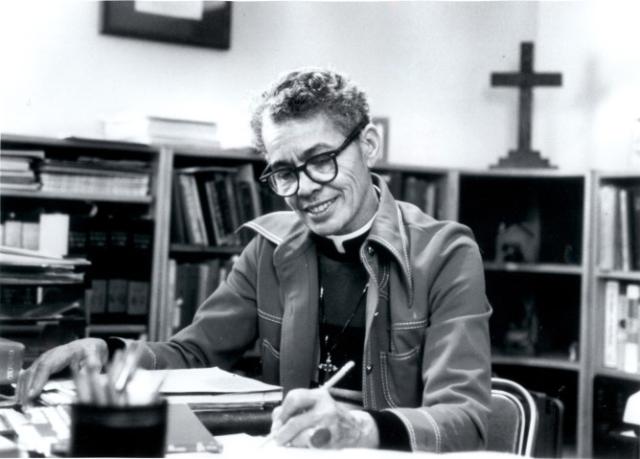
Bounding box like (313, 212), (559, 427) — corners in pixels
(178, 174), (208, 245)
(38, 213), (70, 257)
(203, 179), (226, 246)
(604, 280), (620, 368)
(619, 188), (631, 271)
(3, 218), (22, 248)
(624, 284), (639, 373)
(598, 185), (617, 271)
(127, 219), (153, 316)
(631, 186), (640, 271)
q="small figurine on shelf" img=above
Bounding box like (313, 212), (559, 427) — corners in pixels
(495, 204), (541, 263)
(504, 297), (539, 356)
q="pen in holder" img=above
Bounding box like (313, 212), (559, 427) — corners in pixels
(70, 400), (167, 457)
(69, 338), (167, 457)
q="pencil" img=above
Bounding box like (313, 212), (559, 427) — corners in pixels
(319, 360), (355, 390)
(260, 360), (355, 448)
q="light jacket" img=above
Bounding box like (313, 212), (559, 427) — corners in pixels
(141, 174), (492, 452)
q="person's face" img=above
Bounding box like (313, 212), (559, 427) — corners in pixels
(261, 113), (381, 236)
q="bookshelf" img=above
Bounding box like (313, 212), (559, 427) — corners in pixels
(3, 133), (637, 456)
(151, 145), (270, 340)
(450, 169), (591, 457)
(590, 172), (640, 458)
(0, 134), (160, 355)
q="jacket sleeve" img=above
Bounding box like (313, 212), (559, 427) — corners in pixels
(137, 237), (261, 370)
(385, 222), (492, 452)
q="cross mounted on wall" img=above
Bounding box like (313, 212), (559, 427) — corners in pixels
(490, 42), (563, 169)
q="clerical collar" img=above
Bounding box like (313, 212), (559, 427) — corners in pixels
(325, 213), (376, 254)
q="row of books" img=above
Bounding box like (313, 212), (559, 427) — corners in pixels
(172, 165), (262, 246)
(167, 257), (236, 335)
(401, 175), (439, 217)
(0, 213), (154, 319)
(39, 157), (151, 197)
(603, 280), (640, 373)
(80, 217), (153, 317)
(1, 213), (73, 256)
(598, 184), (640, 271)
(0, 149), (151, 197)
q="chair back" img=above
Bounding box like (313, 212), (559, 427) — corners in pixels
(488, 377), (539, 456)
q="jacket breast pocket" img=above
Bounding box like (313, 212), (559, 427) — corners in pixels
(379, 346), (422, 408)
(261, 339), (280, 385)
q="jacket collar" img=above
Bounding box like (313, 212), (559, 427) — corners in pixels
(243, 173), (413, 296)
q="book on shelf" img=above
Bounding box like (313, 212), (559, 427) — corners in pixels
(0, 149), (43, 191)
(177, 173), (209, 245)
(102, 114), (219, 148)
(631, 185), (640, 271)
(599, 183), (640, 272)
(126, 218), (153, 316)
(603, 280), (640, 374)
(37, 157), (150, 197)
(81, 216), (153, 318)
(169, 258), (233, 333)
(172, 165), (262, 247)
(401, 175), (438, 217)
(39, 213), (70, 257)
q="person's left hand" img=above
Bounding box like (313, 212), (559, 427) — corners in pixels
(269, 388), (379, 449)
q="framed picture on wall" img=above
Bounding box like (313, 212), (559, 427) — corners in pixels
(101, 1), (232, 50)
(372, 117), (389, 164)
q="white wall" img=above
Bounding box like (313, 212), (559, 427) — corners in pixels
(534, 1), (640, 171)
(1, 1), (638, 171)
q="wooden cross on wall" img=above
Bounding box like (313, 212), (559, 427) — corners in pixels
(490, 42), (562, 169)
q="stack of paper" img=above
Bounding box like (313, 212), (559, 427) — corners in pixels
(103, 114), (219, 148)
(153, 367), (283, 411)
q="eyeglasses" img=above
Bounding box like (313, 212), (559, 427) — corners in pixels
(259, 119), (368, 197)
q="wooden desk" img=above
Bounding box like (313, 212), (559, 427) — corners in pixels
(195, 407), (272, 436)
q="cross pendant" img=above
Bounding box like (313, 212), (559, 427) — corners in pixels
(318, 354), (338, 382)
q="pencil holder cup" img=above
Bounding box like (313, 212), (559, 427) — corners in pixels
(69, 400), (167, 457)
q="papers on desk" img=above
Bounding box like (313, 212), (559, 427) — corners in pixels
(156, 367), (281, 394)
(149, 367), (283, 411)
(41, 367), (283, 411)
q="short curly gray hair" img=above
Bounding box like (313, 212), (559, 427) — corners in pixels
(250, 68), (370, 155)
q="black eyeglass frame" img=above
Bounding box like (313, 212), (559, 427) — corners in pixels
(259, 119), (369, 197)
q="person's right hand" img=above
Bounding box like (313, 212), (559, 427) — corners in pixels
(16, 338), (108, 405)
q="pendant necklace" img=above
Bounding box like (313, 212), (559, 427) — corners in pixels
(317, 283), (368, 382)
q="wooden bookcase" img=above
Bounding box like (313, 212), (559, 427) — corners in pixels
(0, 134), (161, 357)
(590, 172), (640, 458)
(3, 133), (638, 457)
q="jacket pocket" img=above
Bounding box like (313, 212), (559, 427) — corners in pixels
(379, 346), (422, 408)
(261, 338), (280, 385)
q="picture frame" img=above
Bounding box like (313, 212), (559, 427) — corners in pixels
(372, 117), (389, 164)
(100, 1), (232, 50)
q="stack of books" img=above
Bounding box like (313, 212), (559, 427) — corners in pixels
(0, 149), (43, 191)
(103, 114), (219, 149)
(38, 157), (151, 197)
(0, 246), (90, 319)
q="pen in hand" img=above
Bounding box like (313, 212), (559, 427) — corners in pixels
(260, 360), (355, 447)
